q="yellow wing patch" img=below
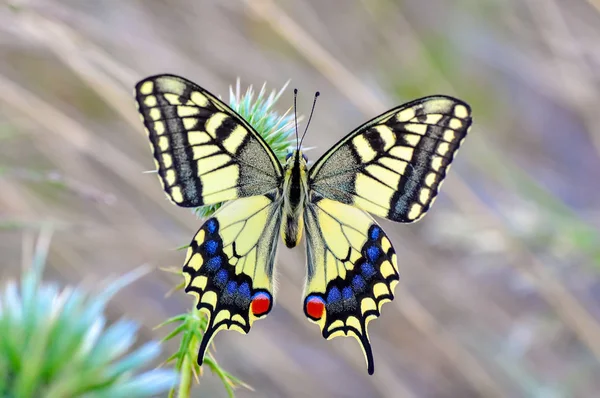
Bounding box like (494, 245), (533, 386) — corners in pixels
(183, 193), (282, 364)
(134, 74), (282, 207)
(302, 196), (399, 375)
(309, 95), (472, 223)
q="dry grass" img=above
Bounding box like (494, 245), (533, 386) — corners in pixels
(1, 1), (600, 397)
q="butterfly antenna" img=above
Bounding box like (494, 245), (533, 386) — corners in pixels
(293, 88), (299, 151)
(299, 91), (320, 149)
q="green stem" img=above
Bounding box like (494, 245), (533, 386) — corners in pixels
(176, 347), (194, 398)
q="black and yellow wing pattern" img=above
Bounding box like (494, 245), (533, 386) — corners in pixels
(135, 74), (282, 207)
(303, 96), (471, 374)
(183, 192), (282, 361)
(134, 75), (284, 364)
(309, 95), (472, 223)
(303, 197), (398, 375)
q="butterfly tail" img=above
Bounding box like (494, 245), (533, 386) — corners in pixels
(196, 315), (218, 366)
(357, 330), (375, 375)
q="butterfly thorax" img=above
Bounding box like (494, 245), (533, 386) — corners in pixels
(281, 150), (309, 248)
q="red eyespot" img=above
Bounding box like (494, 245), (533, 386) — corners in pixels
(251, 292), (272, 317)
(305, 296), (325, 320)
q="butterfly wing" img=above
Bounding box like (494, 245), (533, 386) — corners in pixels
(303, 96), (471, 374)
(302, 195), (398, 375)
(135, 74), (283, 207)
(308, 96), (472, 222)
(183, 192), (283, 364)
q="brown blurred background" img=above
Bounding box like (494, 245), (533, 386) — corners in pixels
(2, 1), (600, 397)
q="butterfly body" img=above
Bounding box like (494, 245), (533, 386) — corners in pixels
(134, 74), (472, 375)
(281, 151), (308, 248)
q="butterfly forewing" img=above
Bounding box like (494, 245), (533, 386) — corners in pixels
(309, 95), (472, 223)
(134, 74), (283, 207)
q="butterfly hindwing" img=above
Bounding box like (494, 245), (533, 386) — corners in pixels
(302, 195), (399, 375)
(309, 95), (472, 223)
(135, 74), (283, 207)
(183, 192), (282, 363)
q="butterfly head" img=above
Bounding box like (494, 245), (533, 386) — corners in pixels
(285, 150), (308, 166)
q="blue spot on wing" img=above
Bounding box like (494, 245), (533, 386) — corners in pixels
(226, 281), (237, 295)
(366, 246), (380, 262)
(206, 256), (222, 272)
(252, 291), (271, 301)
(369, 226), (380, 241)
(306, 294), (325, 305)
(361, 262), (376, 278)
(204, 240), (218, 255)
(342, 287), (353, 300)
(238, 282), (251, 299)
(215, 269), (228, 286)
(206, 219), (217, 234)
(352, 275), (366, 292)
(327, 287), (342, 303)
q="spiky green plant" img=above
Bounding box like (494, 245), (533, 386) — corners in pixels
(161, 80), (299, 398)
(0, 228), (178, 398)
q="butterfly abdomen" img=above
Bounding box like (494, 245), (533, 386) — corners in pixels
(282, 212), (304, 248)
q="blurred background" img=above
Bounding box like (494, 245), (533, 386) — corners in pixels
(1, 0), (600, 397)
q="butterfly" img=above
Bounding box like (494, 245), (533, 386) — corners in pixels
(134, 74), (472, 375)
